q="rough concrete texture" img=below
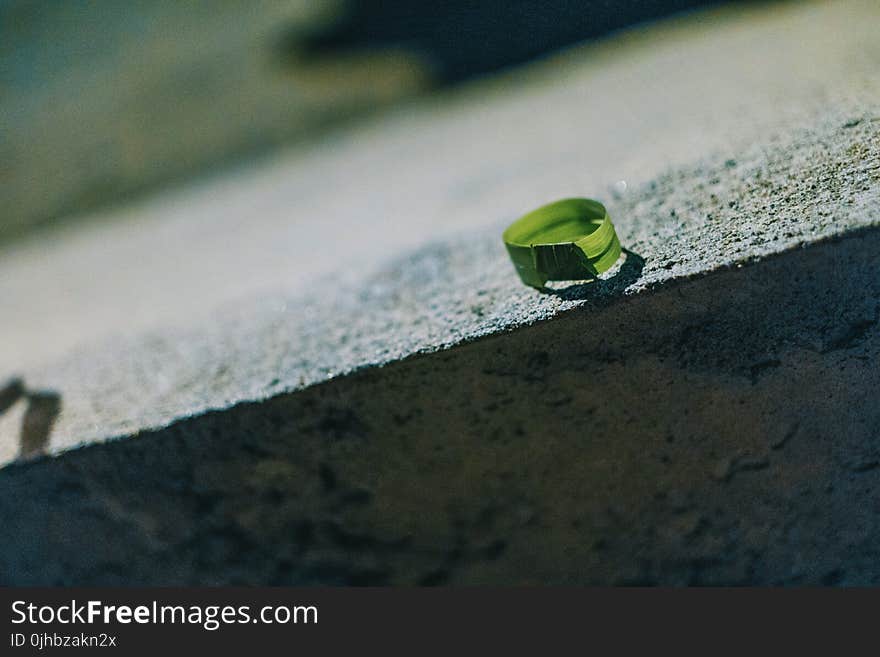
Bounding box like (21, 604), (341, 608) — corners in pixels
(2, 100), (877, 467)
(1, 0), (879, 584)
(1, 0), (879, 466)
(2, 226), (878, 585)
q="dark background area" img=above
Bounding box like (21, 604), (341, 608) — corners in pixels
(301, 0), (730, 81)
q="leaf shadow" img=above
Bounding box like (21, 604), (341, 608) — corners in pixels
(541, 249), (646, 301)
(0, 378), (62, 461)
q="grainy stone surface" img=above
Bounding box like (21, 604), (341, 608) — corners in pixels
(0, 0), (880, 463)
(1, 104), (876, 466)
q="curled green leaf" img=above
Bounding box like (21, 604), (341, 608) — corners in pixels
(503, 198), (622, 288)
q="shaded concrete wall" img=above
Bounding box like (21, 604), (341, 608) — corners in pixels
(2, 227), (877, 585)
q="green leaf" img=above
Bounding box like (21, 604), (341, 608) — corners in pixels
(503, 198), (622, 288)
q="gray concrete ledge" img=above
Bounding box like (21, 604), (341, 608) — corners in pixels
(3, 0), (880, 466)
(2, 225), (878, 584)
(2, 107), (877, 466)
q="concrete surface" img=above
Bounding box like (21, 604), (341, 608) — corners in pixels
(2, 224), (878, 584)
(0, 0), (879, 584)
(1, 0), (878, 467)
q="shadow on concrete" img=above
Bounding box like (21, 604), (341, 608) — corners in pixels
(0, 378), (61, 461)
(297, 0), (733, 82)
(544, 249), (646, 301)
(0, 378), (25, 415)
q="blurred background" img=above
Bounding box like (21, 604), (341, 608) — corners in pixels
(1, 0), (730, 242)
